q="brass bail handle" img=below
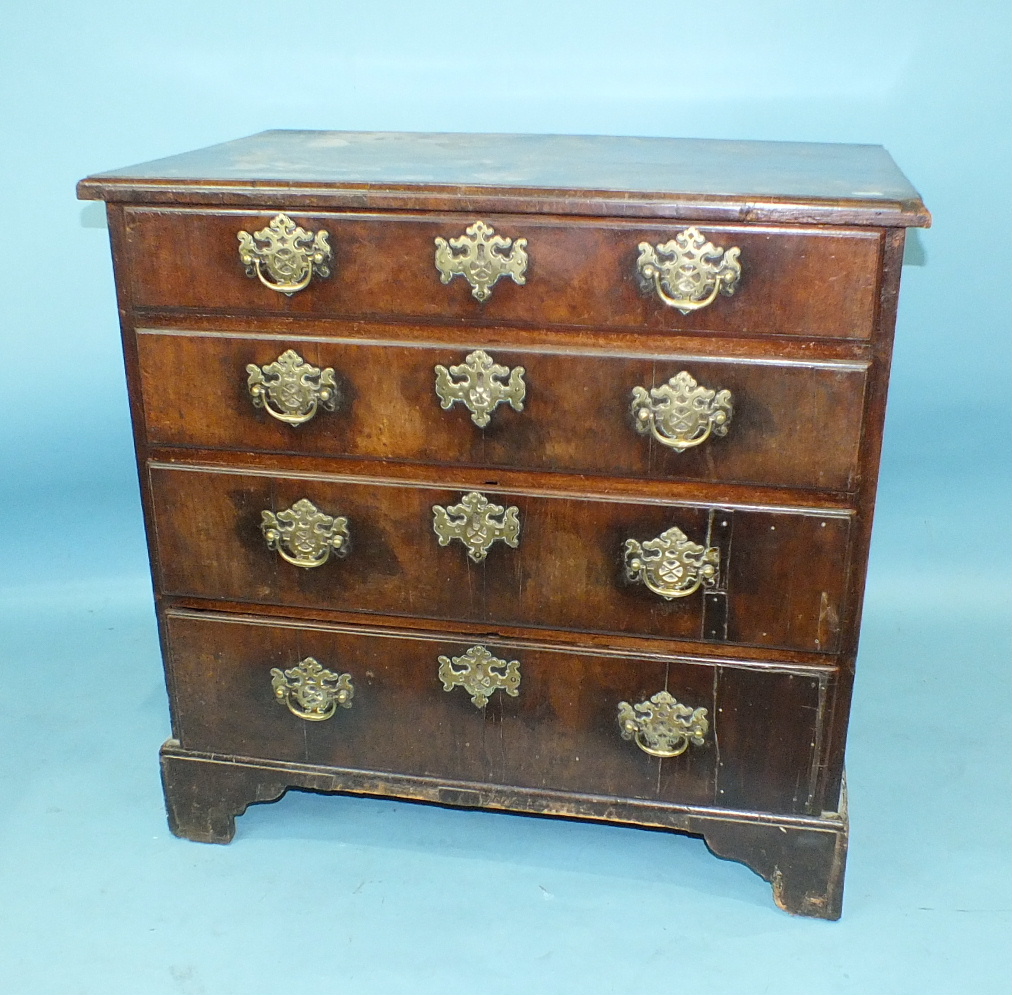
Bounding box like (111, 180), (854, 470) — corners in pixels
(630, 371), (733, 453)
(624, 525), (719, 600)
(261, 498), (350, 569)
(271, 657), (354, 722)
(247, 349), (338, 427)
(237, 213), (333, 295)
(636, 227), (742, 315)
(617, 691), (709, 758)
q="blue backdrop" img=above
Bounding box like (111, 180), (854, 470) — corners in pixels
(1, 2), (1009, 993)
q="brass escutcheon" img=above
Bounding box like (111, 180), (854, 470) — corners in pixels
(432, 491), (520, 563)
(636, 227), (741, 314)
(631, 371), (733, 452)
(434, 349), (526, 427)
(617, 691), (708, 757)
(237, 213), (332, 295)
(434, 220), (528, 302)
(247, 349), (338, 426)
(438, 645), (521, 708)
(624, 525), (719, 600)
(271, 657), (354, 721)
(261, 498), (349, 569)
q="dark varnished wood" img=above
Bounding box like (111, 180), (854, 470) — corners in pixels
(122, 208), (882, 340)
(136, 327), (869, 492)
(160, 739), (848, 918)
(82, 132), (929, 918)
(164, 610), (828, 816)
(147, 462), (851, 654)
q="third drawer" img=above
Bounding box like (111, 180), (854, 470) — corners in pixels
(149, 462), (852, 655)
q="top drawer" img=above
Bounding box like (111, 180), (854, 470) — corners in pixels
(122, 208), (882, 340)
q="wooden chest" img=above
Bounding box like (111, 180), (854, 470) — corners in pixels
(78, 131), (929, 918)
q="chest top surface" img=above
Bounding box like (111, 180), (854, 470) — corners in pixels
(77, 130), (930, 227)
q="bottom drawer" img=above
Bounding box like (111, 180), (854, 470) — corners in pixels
(164, 610), (830, 816)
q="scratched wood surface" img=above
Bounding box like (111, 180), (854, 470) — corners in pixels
(78, 130), (930, 228)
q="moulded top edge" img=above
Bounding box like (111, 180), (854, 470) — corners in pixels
(76, 130), (931, 228)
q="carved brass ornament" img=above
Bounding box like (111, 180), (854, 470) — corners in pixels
(434, 349), (526, 427)
(434, 220), (528, 302)
(636, 227), (742, 314)
(237, 213), (332, 295)
(624, 525), (719, 600)
(617, 691), (708, 757)
(631, 371), (733, 452)
(438, 645), (521, 708)
(247, 349), (338, 426)
(261, 498), (350, 569)
(271, 657), (354, 722)
(432, 491), (520, 563)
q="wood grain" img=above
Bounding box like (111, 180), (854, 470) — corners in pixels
(147, 462), (852, 654)
(164, 609), (828, 815)
(123, 208), (882, 340)
(136, 327), (869, 492)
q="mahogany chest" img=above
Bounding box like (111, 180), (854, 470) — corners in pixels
(78, 131), (929, 918)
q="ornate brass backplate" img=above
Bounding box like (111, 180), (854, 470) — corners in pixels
(624, 525), (719, 599)
(247, 349), (338, 426)
(434, 349), (526, 427)
(237, 213), (332, 295)
(617, 691), (708, 757)
(636, 227), (741, 314)
(438, 644), (521, 708)
(261, 498), (350, 569)
(270, 657), (354, 722)
(434, 220), (528, 302)
(432, 491), (520, 563)
(631, 371), (733, 452)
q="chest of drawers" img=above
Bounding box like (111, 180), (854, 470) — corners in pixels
(79, 131), (929, 919)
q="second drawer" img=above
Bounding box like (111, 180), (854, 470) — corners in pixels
(137, 329), (868, 492)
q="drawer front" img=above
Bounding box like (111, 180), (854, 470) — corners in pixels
(149, 464), (851, 654)
(164, 611), (828, 815)
(124, 208), (881, 340)
(138, 329), (868, 492)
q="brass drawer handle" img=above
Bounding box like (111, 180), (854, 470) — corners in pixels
(636, 227), (741, 314)
(247, 349), (338, 426)
(624, 525), (719, 599)
(617, 691), (708, 757)
(434, 349), (526, 427)
(434, 220), (528, 302)
(237, 213), (332, 295)
(271, 657), (354, 722)
(631, 371), (733, 452)
(432, 491), (520, 562)
(438, 645), (521, 708)
(261, 498), (349, 569)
